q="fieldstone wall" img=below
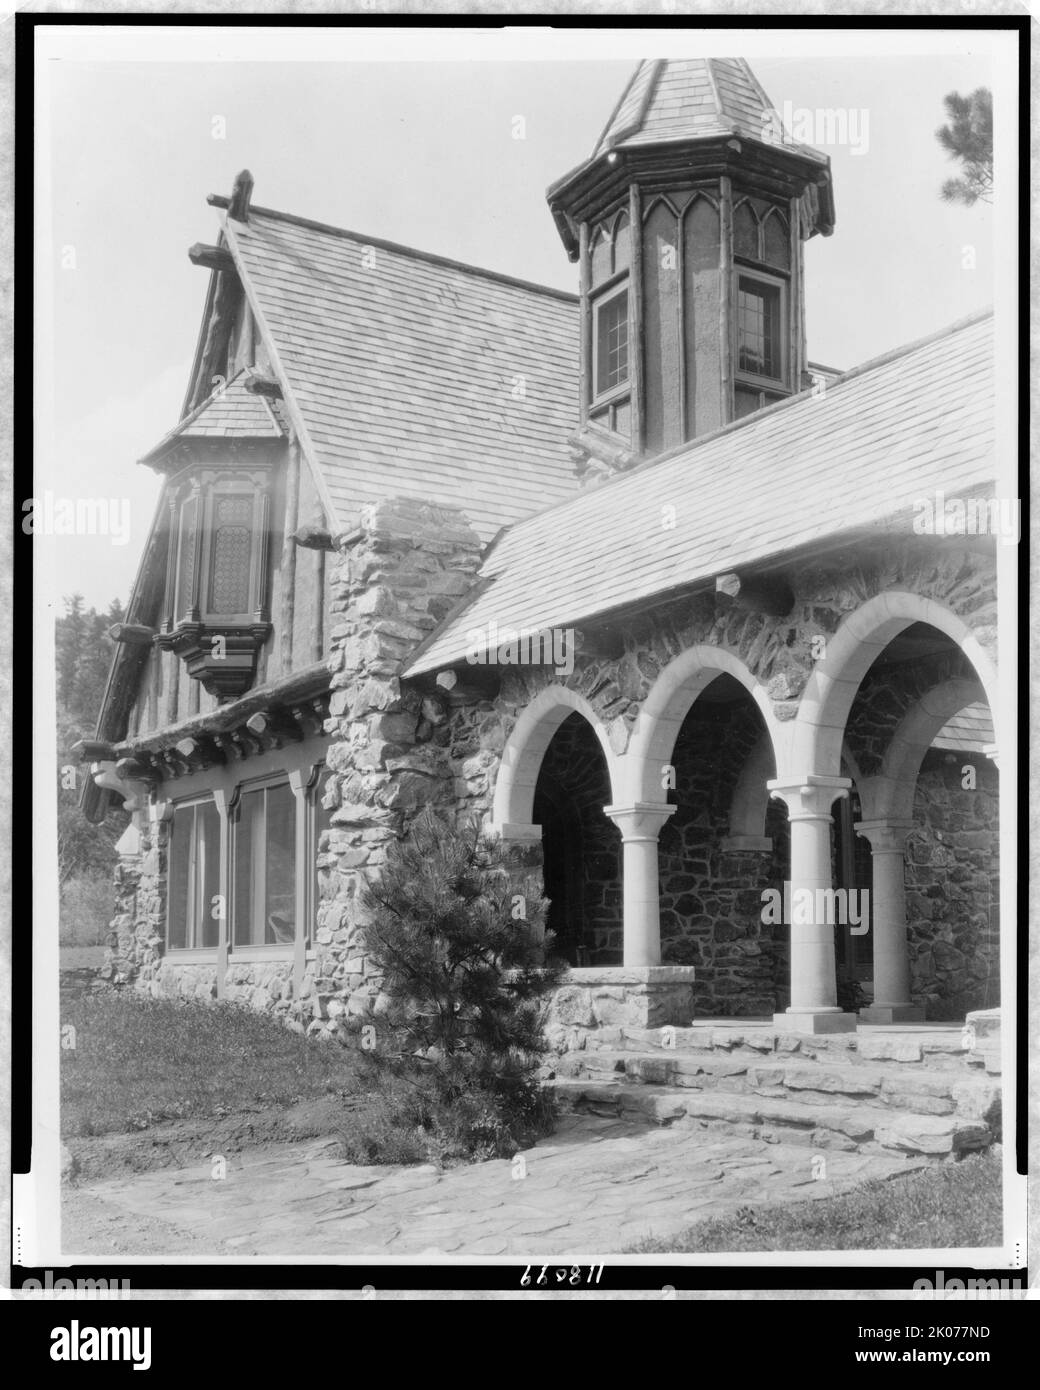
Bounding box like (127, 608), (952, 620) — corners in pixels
(311, 497), (485, 1033)
(656, 696), (788, 1016)
(533, 711), (621, 964)
(104, 820), (166, 992)
(907, 751), (999, 1015)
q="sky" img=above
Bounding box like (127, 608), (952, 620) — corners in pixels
(35, 25), (1012, 610)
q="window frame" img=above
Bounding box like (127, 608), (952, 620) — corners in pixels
(161, 754), (332, 965)
(591, 280), (631, 405)
(732, 267), (788, 393)
(165, 794), (222, 954)
(231, 774), (298, 952)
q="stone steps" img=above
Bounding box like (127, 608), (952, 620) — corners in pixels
(548, 1078), (994, 1158)
(558, 1048), (1000, 1119)
(545, 1011), (1002, 1162)
(581, 1024), (990, 1070)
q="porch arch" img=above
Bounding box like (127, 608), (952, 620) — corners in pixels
(789, 591), (999, 782)
(491, 684), (619, 830)
(857, 676), (988, 823)
(621, 644), (783, 804)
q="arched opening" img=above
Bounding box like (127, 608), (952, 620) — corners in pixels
(637, 667), (786, 1016)
(837, 622), (999, 1022)
(532, 712), (621, 966)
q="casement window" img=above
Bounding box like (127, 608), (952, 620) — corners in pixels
(732, 199), (792, 414)
(736, 276), (783, 382)
(163, 763), (331, 958)
(167, 798), (221, 950)
(594, 289), (630, 396)
(233, 781), (297, 947)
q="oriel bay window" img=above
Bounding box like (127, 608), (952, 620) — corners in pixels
(167, 797), (221, 950)
(158, 464), (273, 698)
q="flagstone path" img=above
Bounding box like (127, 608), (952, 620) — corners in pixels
(63, 1114), (928, 1259)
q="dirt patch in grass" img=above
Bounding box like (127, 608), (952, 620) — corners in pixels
(626, 1148), (1003, 1253)
(65, 1098), (357, 1184)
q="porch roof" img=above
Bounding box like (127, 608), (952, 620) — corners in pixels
(404, 309), (996, 677)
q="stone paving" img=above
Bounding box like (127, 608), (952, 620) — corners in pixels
(65, 1114), (929, 1259)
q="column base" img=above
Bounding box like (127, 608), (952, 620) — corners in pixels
(858, 1003), (926, 1024)
(548, 966), (696, 1033)
(773, 1009), (858, 1035)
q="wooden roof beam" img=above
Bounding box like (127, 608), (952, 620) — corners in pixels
(188, 243), (235, 273)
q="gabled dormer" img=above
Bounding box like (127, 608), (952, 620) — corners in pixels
(547, 58), (836, 475)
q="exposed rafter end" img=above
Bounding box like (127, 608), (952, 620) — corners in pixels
(109, 622), (156, 647)
(188, 242), (235, 273)
(244, 370), (283, 400)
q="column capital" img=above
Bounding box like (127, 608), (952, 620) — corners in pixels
(854, 818), (914, 853)
(604, 801), (675, 840)
(767, 774), (851, 820)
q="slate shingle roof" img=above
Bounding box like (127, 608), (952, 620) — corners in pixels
(223, 208), (580, 540)
(932, 703), (994, 755)
(139, 373), (283, 464)
(404, 311), (995, 677)
(593, 58), (827, 166)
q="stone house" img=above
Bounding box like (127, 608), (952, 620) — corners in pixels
(79, 58), (1002, 1045)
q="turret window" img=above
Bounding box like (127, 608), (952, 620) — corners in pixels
(737, 277), (782, 380)
(594, 288), (630, 396)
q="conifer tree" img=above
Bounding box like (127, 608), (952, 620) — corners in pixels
(358, 807), (565, 1131)
(936, 88), (993, 206)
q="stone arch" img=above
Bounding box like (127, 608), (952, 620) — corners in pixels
(789, 591), (999, 781)
(491, 684), (619, 829)
(622, 644), (784, 805)
(857, 676), (988, 823)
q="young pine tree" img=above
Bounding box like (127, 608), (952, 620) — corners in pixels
(357, 807), (565, 1144)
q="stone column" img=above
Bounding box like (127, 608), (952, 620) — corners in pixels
(768, 775), (856, 1033)
(854, 818), (923, 1023)
(604, 802), (675, 967)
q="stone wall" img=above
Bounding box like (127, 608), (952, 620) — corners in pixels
(906, 751), (999, 1014)
(657, 694), (788, 1016)
(312, 497), (485, 1031)
(103, 821), (166, 992)
(533, 711), (621, 964)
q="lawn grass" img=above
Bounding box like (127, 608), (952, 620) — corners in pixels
(627, 1149), (1002, 1253)
(60, 990), (556, 1168)
(61, 991), (366, 1137)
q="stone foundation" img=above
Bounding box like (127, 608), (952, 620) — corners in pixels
(544, 966), (697, 1051)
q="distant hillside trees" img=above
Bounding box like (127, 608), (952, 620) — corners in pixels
(56, 595), (129, 944)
